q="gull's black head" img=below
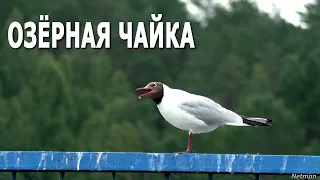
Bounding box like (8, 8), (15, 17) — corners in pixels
(135, 82), (164, 104)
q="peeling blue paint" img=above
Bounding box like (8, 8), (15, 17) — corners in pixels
(0, 151), (318, 175)
(281, 156), (288, 173)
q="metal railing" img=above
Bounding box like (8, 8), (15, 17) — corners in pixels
(0, 151), (319, 179)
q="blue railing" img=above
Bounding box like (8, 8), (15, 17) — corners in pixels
(0, 151), (319, 179)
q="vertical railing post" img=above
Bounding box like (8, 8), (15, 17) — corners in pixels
(112, 172), (116, 180)
(164, 172), (170, 180)
(12, 171), (17, 180)
(208, 173), (213, 180)
(255, 174), (260, 180)
(60, 172), (65, 180)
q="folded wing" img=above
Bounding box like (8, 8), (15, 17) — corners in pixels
(178, 94), (246, 126)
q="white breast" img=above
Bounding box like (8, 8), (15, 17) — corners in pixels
(156, 85), (217, 133)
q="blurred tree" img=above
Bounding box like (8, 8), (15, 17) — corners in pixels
(277, 55), (320, 143)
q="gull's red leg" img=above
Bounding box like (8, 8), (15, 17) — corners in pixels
(175, 131), (193, 155)
(187, 131), (193, 153)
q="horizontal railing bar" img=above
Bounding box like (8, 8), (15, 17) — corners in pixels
(0, 151), (318, 175)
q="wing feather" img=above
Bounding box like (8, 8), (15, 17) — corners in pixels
(178, 94), (243, 126)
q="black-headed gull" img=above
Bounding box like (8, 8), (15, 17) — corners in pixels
(136, 82), (272, 154)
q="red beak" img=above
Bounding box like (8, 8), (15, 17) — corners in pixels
(135, 87), (153, 99)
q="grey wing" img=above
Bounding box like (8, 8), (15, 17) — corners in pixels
(178, 95), (242, 126)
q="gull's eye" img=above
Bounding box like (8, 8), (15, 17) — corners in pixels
(152, 83), (157, 87)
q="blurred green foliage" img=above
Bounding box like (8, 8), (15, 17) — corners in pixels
(0, 0), (319, 179)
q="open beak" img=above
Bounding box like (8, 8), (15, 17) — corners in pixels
(135, 87), (153, 99)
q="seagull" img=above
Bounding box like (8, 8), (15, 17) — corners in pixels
(135, 82), (272, 154)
